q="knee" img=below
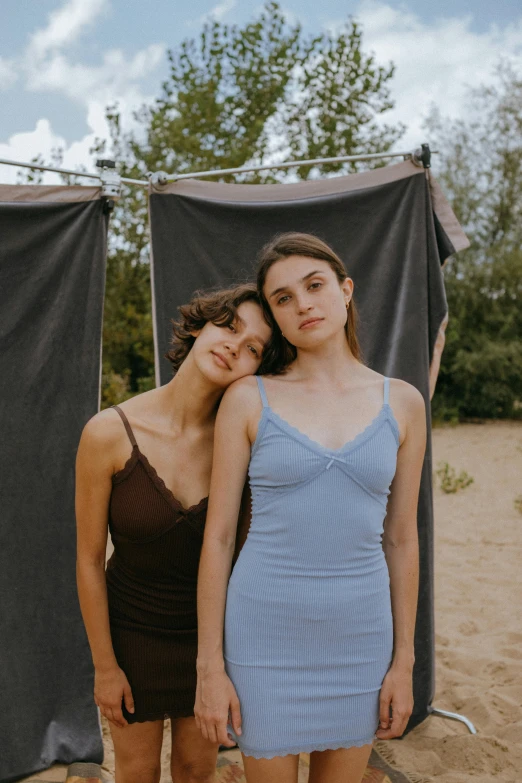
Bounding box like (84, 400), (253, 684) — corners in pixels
(115, 759), (161, 783)
(171, 758), (215, 783)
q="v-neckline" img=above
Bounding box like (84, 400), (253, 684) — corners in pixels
(113, 446), (208, 515)
(266, 404), (389, 455)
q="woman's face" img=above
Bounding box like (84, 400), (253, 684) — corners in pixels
(191, 300), (271, 387)
(263, 255), (353, 349)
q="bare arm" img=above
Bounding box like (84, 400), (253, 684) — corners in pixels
(376, 381), (426, 739)
(75, 413), (135, 728)
(195, 378), (258, 746)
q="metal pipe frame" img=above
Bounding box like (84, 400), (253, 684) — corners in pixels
(153, 147), (435, 184)
(1, 146), (436, 190)
(428, 706), (477, 734)
(0, 156), (147, 186)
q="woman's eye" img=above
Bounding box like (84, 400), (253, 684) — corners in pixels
(228, 323), (236, 332)
(277, 295), (290, 305)
(248, 345), (259, 357)
(309, 282), (322, 290)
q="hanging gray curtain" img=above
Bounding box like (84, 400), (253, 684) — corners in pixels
(148, 160), (468, 733)
(0, 184), (107, 781)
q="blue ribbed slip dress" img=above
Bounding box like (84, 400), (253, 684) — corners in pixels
(224, 376), (400, 759)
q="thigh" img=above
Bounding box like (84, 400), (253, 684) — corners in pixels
(109, 718), (164, 783)
(241, 753), (300, 783)
(308, 744), (372, 783)
(170, 716), (219, 782)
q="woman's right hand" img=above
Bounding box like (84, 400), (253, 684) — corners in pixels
(194, 669), (242, 746)
(94, 665), (135, 728)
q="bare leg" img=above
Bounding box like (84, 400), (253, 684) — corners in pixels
(242, 753), (300, 783)
(109, 719), (164, 783)
(308, 744), (372, 783)
(170, 716), (219, 783)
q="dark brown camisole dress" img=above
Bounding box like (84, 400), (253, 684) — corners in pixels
(105, 405), (208, 723)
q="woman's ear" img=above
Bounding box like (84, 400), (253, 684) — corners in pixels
(341, 277), (354, 303)
(189, 328), (202, 338)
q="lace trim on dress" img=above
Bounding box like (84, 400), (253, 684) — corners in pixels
(239, 735), (375, 759)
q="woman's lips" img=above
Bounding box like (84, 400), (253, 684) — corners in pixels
(299, 318), (324, 329)
(211, 351), (231, 369)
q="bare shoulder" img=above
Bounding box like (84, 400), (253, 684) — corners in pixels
(78, 407), (127, 460)
(218, 376), (264, 443)
(388, 378), (426, 445)
(220, 375), (262, 410)
(389, 378), (425, 413)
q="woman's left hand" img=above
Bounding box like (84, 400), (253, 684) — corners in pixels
(375, 662), (414, 739)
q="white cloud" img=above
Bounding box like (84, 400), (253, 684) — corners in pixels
(188, 0), (237, 27)
(210, 0), (237, 21)
(0, 120), (66, 184)
(0, 0), (166, 184)
(28, 0), (108, 58)
(0, 57), (18, 90)
(26, 44), (165, 106)
(328, 1), (522, 151)
(23, 0), (165, 115)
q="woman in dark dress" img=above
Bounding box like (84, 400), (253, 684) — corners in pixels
(75, 283), (275, 783)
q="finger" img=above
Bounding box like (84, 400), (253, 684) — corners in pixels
(375, 726), (395, 740)
(123, 684), (135, 714)
(379, 692), (392, 730)
(376, 712), (407, 739)
(217, 720), (232, 747)
(114, 705), (129, 728)
(108, 706), (127, 729)
(230, 699), (242, 737)
(200, 721), (210, 742)
(391, 709), (409, 737)
(194, 714), (201, 732)
(207, 722), (218, 745)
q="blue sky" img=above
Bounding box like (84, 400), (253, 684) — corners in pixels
(1, 0), (522, 183)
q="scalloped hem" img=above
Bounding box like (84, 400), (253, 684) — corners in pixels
(238, 735), (375, 759)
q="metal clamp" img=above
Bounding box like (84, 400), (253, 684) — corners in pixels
(149, 170), (170, 187)
(411, 143), (432, 169)
(96, 159), (122, 200)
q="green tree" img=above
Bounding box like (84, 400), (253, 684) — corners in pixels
(427, 64), (522, 420)
(96, 2), (404, 406)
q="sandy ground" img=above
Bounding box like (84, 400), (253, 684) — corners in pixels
(22, 421), (522, 783)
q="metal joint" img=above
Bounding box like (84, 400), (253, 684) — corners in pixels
(149, 171), (170, 187)
(96, 159), (122, 200)
(412, 144), (432, 169)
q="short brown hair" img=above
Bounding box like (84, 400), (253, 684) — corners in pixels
(165, 282), (282, 375)
(256, 232), (362, 373)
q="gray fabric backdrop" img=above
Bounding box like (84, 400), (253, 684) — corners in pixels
(0, 186), (107, 781)
(148, 161), (468, 733)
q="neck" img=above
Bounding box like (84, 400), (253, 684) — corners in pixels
(291, 330), (362, 386)
(157, 354), (224, 428)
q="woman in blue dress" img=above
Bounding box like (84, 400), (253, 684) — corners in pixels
(195, 233), (426, 783)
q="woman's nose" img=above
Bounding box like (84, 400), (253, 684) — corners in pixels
(295, 295), (312, 313)
(224, 340), (239, 357)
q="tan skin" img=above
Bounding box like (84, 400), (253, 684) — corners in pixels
(75, 300), (272, 783)
(195, 257), (426, 783)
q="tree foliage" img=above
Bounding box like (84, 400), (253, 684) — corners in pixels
(427, 64), (522, 420)
(94, 2), (403, 405)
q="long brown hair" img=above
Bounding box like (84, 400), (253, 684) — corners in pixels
(256, 232), (362, 372)
(165, 282), (284, 376)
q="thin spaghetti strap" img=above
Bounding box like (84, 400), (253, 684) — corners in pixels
(256, 376), (269, 408)
(383, 377), (390, 406)
(112, 405), (138, 448)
